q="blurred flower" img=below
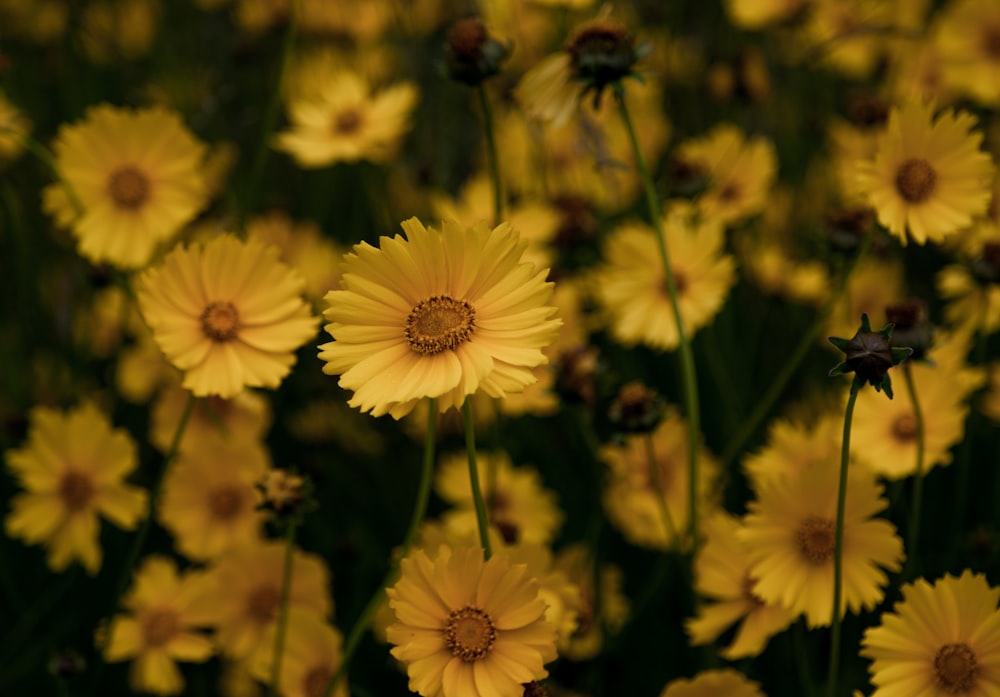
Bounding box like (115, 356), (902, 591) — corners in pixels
(136, 235), (318, 398)
(827, 257), (906, 340)
(937, 230), (1000, 334)
(5, 402), (146, 575)
(43, 105), (208, 269)
(742, 410), (843, 489)
(596, 207), (736, 351)
(104, 556), (213, 695)
(982, 362), (1000, 423)
(857, 101), (995, 246)
(687, 513), (796, 659)
(248, 611), (347, 697)
(79, 0), (161, 64)
(274, 68), (418, 167)
(805, 0), (890, 79)
(445, 16), (510, 86)
(503, 543), (582, 653)
(318, 218), (561, 418)
(933, 0), (1000, 107)
(740, 459), (904, 627)
(553, 543), (630, 660)
(861, 570), (1000, 697)
(150, 386), (272, 454)
(0, 88), (30, 164)
(724, 0), (808, 29)
(386, 545), (557, 697)
(660, 669), (766, 697)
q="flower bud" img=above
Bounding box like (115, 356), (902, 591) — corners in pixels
(445, 17), (510, 86)
(829, 313), (912, 398)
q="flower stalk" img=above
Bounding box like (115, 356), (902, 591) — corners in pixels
(268, 518), (299, 697)
(463, 399), (493, 558)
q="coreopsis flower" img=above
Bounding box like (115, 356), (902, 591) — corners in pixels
(318, 218), (561, 419)
(386, 545), (557, 697)
(247, 211), (345, 305)
(660, 669), (765, 697)
(933, 0), (1000, 106)
(135, 234), (319, 399)
(673, 124), (777, 227)
(274, 67), (418, 167)
(43, 104), (208, 269)
(79, 0), (160, 64)
(826, 257), (906, 340)
(103, 556), (213, 695)
(149, 385), (272, 454)
(861, 570), (1000, 697)
(602, 411), (721, 551)
(686, 514), (796, 660)
(157, 434), (271, 561)
(724, 0), (807, 29)
(805, 0), (890, 79)
(0, 89), (31, 164)
(5, 402), (147, 575)
(249, 611), (347, 697)
(982, 362), (1000, 423)
(435, 450), (564, 546)
(445, 16), (510, 86)
(741, 410), (843, 489)
(856, 101), (995, 246)
(829, 313), (912, 398)
(938, 231), (1000, 334)
(596, 207), (737, 351)
(553, 543), (630, 661)
(740, 459), (904, 627)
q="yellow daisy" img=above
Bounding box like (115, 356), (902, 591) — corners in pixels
(43, 104), (208, 269)
(934, 0), (1000, 107)
(596, 207), (737, 351)
(104, 556), (214, 696)
(386, 545), (557, 697)
(135, 234), (319, 399)
(552, 543), (630, 661)
(740, 458), (904, 627)
(5, 402), (147, 575)
(741, 409), (845, 489)
(0, 88), (31, 164)
(274, 67), (418, 167)
(660, 669), (766, 697)
(149, 385), (272, 455)
(861, 570), (1000, 697)
(318, 218), (562, 419)
(724, 0), (807, 29)
(249, 610), (347, 697)
(856, 101), (995, 245)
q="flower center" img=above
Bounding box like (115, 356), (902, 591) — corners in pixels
(59, 471), (95, 512)
(303, 665), (332, 697)
(404, 295), (476, 355)
(981, 24), (1000, 61)
(443, 606), (496, 662)
(892, 413), (917, 442)
(895, 158), (937, 204)
(934, 642), (978, 693)
(246, 584), (280, 624)
(107, 165), (150, 210)
(141, 608), (179, 648)
(208, 486), (245, 521)
(334, 109), (363, 135)
(201, 301), (240, 342)
(718, 180), (742, 203)
(795, 516), (836, 564)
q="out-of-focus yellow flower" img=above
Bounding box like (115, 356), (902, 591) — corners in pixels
(247, 211), (345, 305)
(804, 0), (891, 79)
(827, 257), (906, 340)
(249, 611), (347, 697)
(150, 385), (272, 454)
(741, 409), (843, 490)
(5, 402), (147, 575)
(724, 0), (808, 29)
(553, 543), (630, 660)
(660, 669), (766, 697)
(79, 0), (161, 64)
(0, 89), (31, 165)
(933, 0), (1000, 107)
(937, 222), (1000, 335)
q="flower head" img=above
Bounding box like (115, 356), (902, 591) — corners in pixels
(318, 218), (561, 418)
(829, 313), (912, 398)
(660, 668), (765, 697)
(445, 17), (510, 86)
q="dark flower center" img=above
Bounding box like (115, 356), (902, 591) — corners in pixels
(59, 471), (95, 512)
(795, 516), (835, 564)
(405, 295), (476, 355)
(246, 584), (280, 624)
(895, 158), (937, 204)
(934, 642), (978, 693)
(107, 165), (150, 210)
(141, 608), (179, 648)
(209, 486), (245, 521)
(201, 301), (240, 342)
(334, 109), (363, 135)
(892, 413), (917, 442)
(444, 606), (496, 662)
(303, 665), (332, 697)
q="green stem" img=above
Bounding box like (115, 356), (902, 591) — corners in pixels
(902, 362), (925, 580)
(477, 85), (503, 225)
(615, 88), (701, 551)
(463, 399), (492, 558)
(829, 380), (860, 697)
(322, 396), (438, 697)
(1, 126), (84, 216)
(268, 520), (299, 697)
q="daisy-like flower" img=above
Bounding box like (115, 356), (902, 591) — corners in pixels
(5, 402), (147, 575)
(104, 556), (214, 695)
(553, 543), (630, 661)
(0, 89), (31, 164)
(386, 545), (557, 697)
(249, 611), (348, 697)
(861, 570), (1000, 696)
(318, 218), (562, 419)
(596, 207), (737, 351)
(856, 101), (995, 245)
(43, 104), (207, 269)
(934, 0), (1000, 106)
(274, 68), (418, 167)
(741, 410), (843, 489)
(149, 385), (272, 454)
(660, 668), (766, 697)
(724, 0), (807, 29)
(135, 234), (319, 399)
(740, 458), (904, 627)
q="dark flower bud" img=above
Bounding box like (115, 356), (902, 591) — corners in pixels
(523, 681), (549, 697)
(829, 313), (912, 398)
(847, 92), (889, 129)
(970, 242), (1000, 284)
(48, 650), (85, 679)
(824, 207), (874, 251)
(608, 380), (664, 434)
(555, 345), (600, 406)
(256, 469), (314, 523)
(885, 298), (934, 361)
(445, 17), (510, 86)
(566, 18), (645, 107)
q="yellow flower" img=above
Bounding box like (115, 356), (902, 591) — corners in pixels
(79, 0), (160, 64)
(150, 385), (272, 454)
(861, 570), (1000, 697)
(274, 68), (418, 167)
(136, 234), (319, 399)
(0, 89), (31, 164)
(724, 0), (807, 29)
(596, 208), (737, 351)
(741, 410), (844, 489)
(981, 362), (1000, 423)
(686, 514), (796, 660)
(249, 611), (347, 697)
(740, 458), (904, 627)
(552, 543), (630, 661)
(386, 545), (557, 697)
(933, 0), (1000, 106)
(436, 450), (563, 546)
(318, 218), (561, 419)
(857, 101), (995, 245)
(43, 104), (207, 269)
(660, 669), (766, 697)
(104, 556), (214, 695)
(157, 434), (270, 561)
(5, 402), (147, 575)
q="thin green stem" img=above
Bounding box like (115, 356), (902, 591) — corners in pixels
(1, 126), (84, 215)
(477, 85), (503, 225)
(463, 399), (493, 558)
(268, 520), (299, 697)
(322, 397), (438, 697)
(829, 380), (860, 697)
(902, 362), (925, 580)
(616, 88), (701, 551)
